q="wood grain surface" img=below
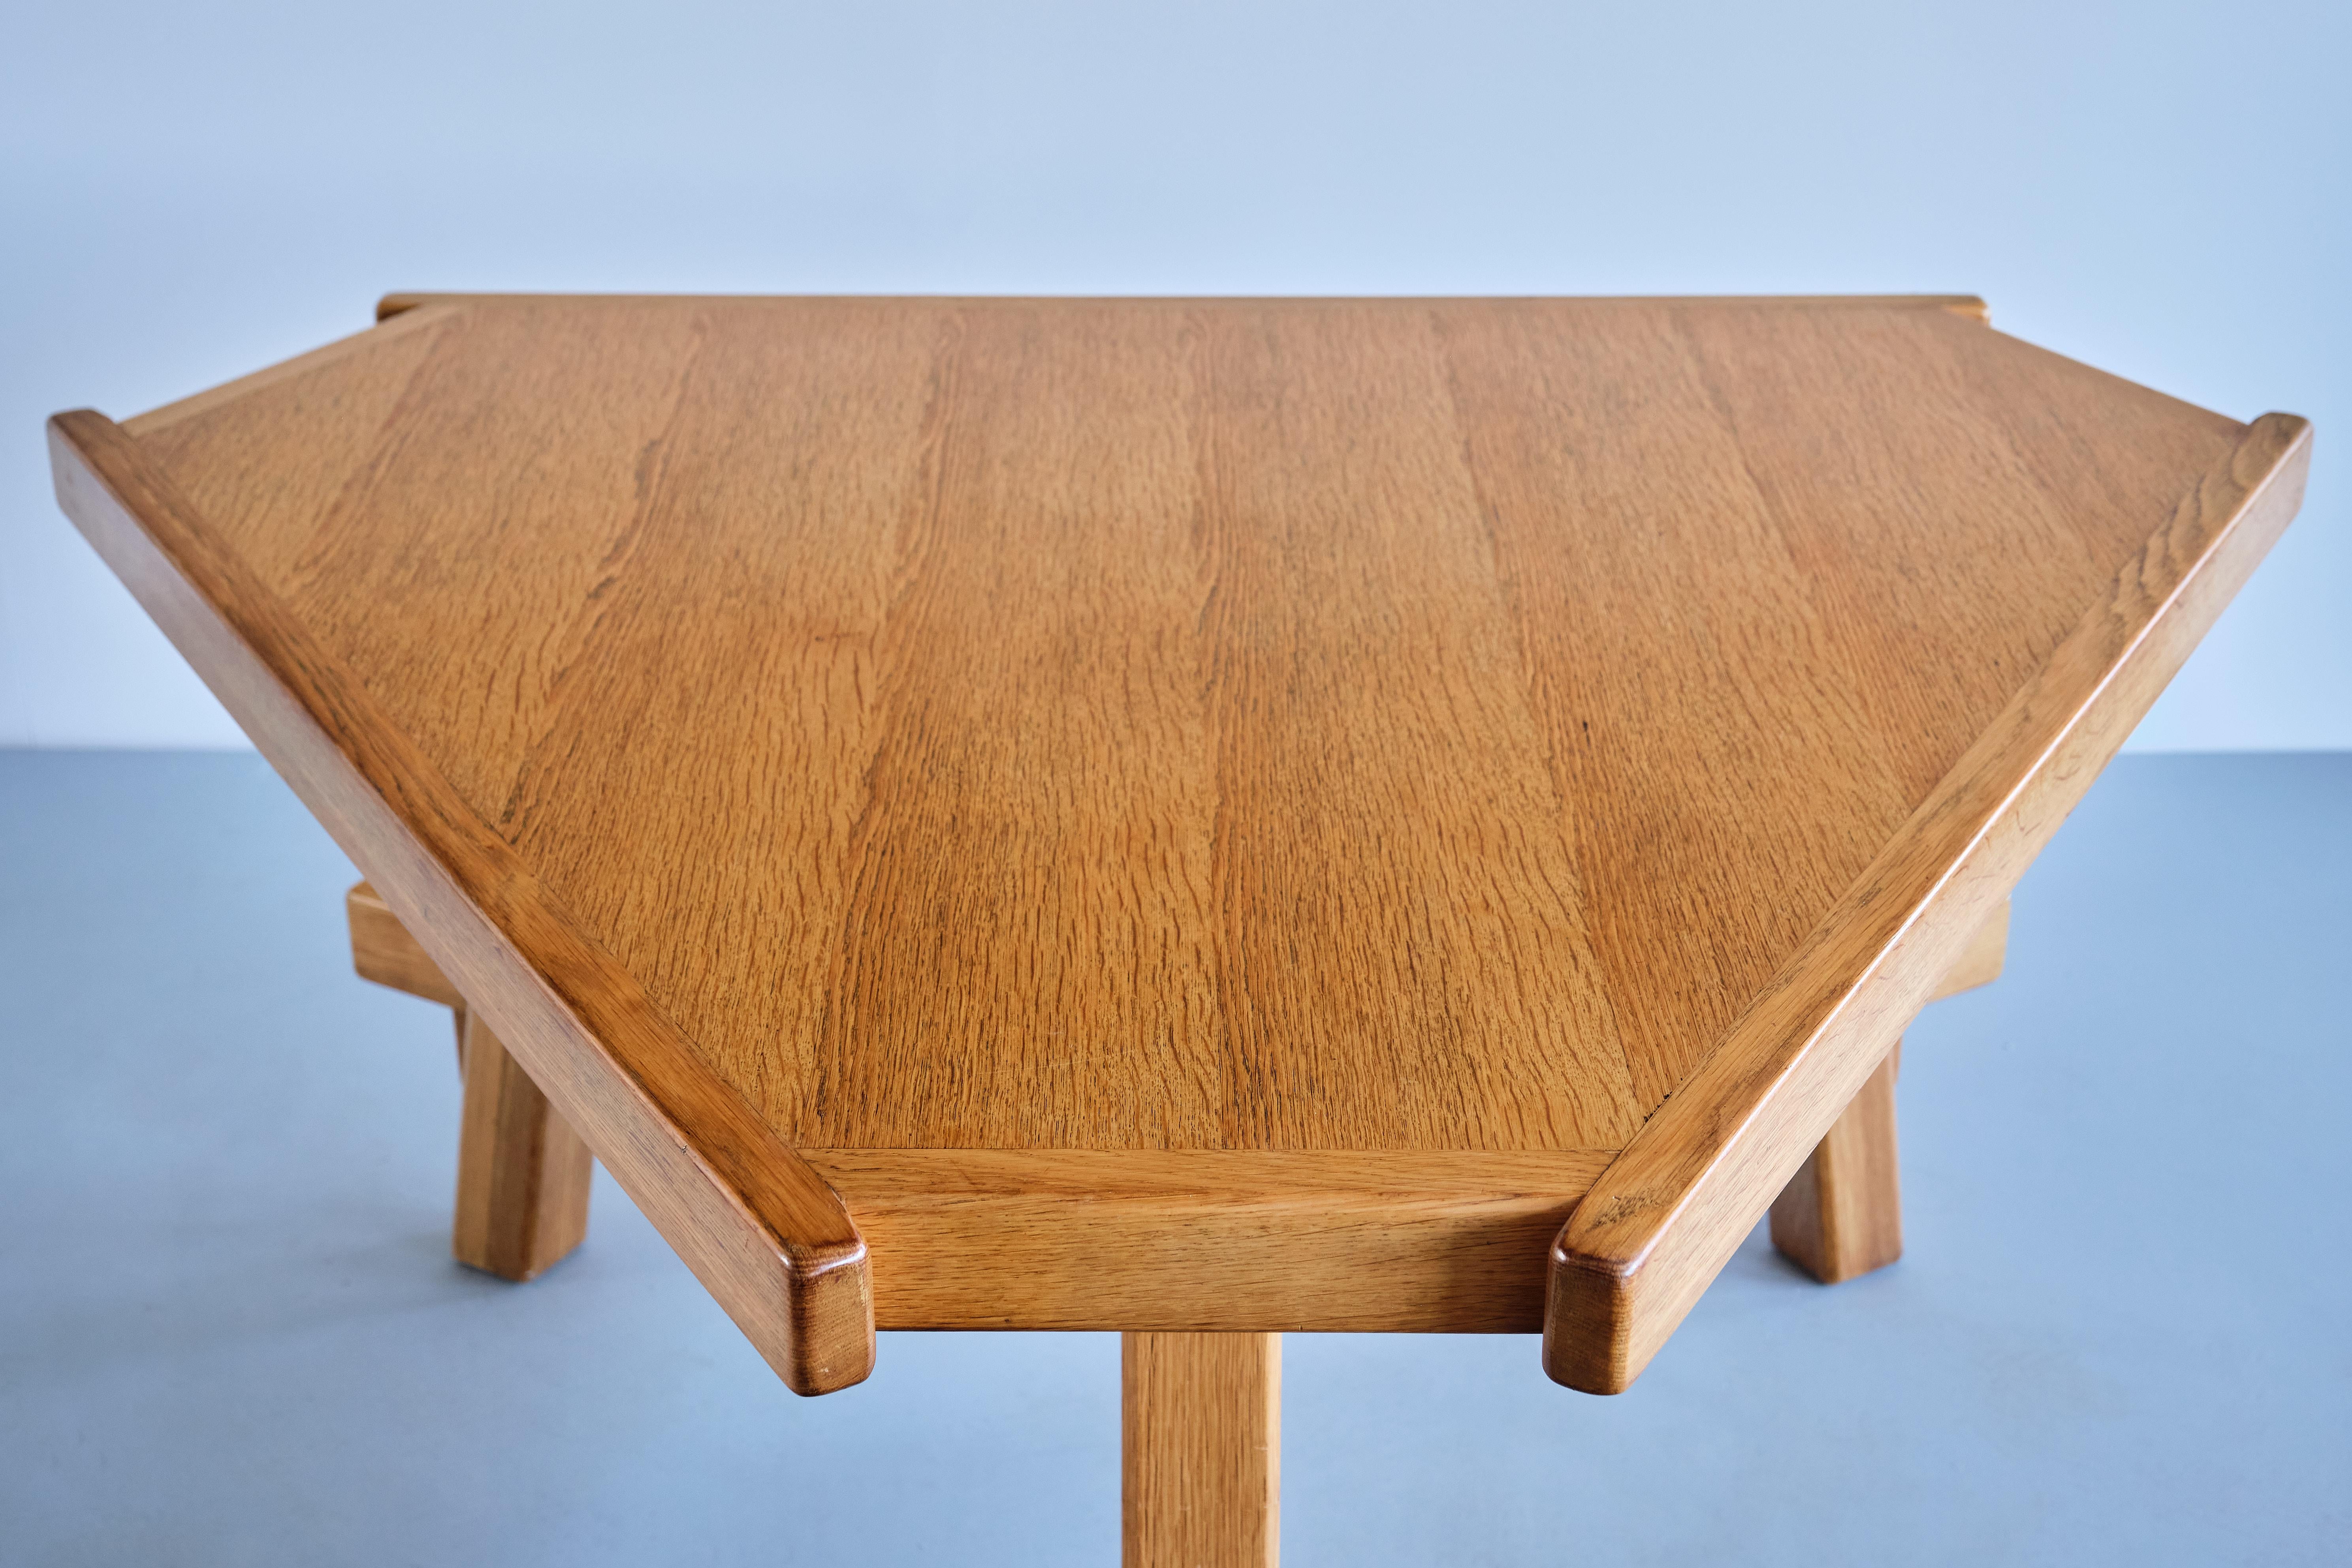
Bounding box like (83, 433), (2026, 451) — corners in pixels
(1124, 1332), (1280, 1568)
(53, 295), (2307, 1386)
(813, 1148), (1611, 1331)
(49, 412), (874, 1395)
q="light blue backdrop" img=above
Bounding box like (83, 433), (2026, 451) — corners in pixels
(4, 0), (2344, 747)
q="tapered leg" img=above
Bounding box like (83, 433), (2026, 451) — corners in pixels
(1123, 1332), (1280, 1568)
(1771, 1042), (1902, 1283)
(453, 1010), (592, 1281)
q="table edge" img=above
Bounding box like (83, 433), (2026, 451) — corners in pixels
(375, 289), (1992, 323)
(1542, 410), (2314, 1394)
(46, 409), (878, 1397)
(56, 307), (2302, 1385)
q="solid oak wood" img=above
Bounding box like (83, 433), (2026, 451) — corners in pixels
(817, 1149), (1611, 1332)
(1761, 897), (1998, 1285)
(454, 1009), (594, 1280)
(52, 295), (2308, 1391)
(1770, 1043), (1903, 1283)
(1759, 895), (2003, 1284)
(1124, 1332), (1280, 1568)
(1546, 410), (2311, 1393)
(349, 878), (464, 1008)
(1929, 898), (2008, 1001)
(351, 877), (469, 1070)
(348, 876), (1610, 1327)
(49, 410), (873, 1395)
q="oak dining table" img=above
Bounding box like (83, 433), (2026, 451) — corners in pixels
(50, 293), (2310, 1566)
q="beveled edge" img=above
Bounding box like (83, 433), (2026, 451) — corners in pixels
(47, 410), (877, 1396)
(1543, 411), (2314, 1394)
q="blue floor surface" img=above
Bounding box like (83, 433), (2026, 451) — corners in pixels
(2, 750), (2346, 1565)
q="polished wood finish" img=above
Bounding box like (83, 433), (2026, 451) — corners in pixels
(376, 290), (1994, 325)
(454, 1010), (594, 1280)
(1124, 1332), (1280, 1568)
(50, 295), (2308, 1393)
(1770, 1044), (1903, 1283)
(1546, 411), (2311, 1393)
(49, 410), (872, 1395)
(1758, 896), (2004, 1284)
(819, 1148), (1609, 1331)
(106, 295), (2184, 1152)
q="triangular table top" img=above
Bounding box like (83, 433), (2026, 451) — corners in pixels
(51, 294), (2310, 1395)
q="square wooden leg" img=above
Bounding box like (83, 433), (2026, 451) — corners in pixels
(350, 882), (595, 1282)
(1123, 1331), (1280, 1568)
(453, 1009), (592, 1281)
(1770, 1041), (1902, 1284)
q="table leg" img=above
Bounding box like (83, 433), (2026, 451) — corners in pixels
(1123, 1331), (1280, 1568)
(453, 1008), (593, 1281)
(1770, 1041), (1902, 1283)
